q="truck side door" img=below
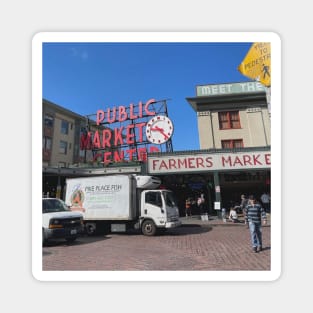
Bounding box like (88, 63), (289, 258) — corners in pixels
(143, 191), (164, 218)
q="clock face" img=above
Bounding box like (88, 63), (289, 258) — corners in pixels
(146, 115), (174, 144)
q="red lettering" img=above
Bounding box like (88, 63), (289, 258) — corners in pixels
(138, 101), (143, 118)
(136, 122), (146, 143)
(188, 157), (195, 168)
(107, 107), (116, 123)
(243, 155), (252, 165)
(168, 159), (177, 169)
(196, 157), (204, 168)
(159, 160), (168, 170)
(96, 98), (156, 124)
(103, 152), (112, 164)
(127, 148), (136, 161)
(265, 153), (271, 165)
(118, 106), (127, 122)
(233, 156), (243, 166)
(92, 130), (101, 148)
(222, 156), (232, 167)
(96, 110), (105, 125)
(205, 157), (213, 167)
(102, 129), (112, 148)
(178, 159), (187, 169)
(144, 98), (156, 116)
(152, 159), (160, 170)
(137, 148), (147, 161)
(126, 124), (135, 144)
(113, 150), (124, 162)
(129, 103), (138, 120)
(80, 132), (92, 150)
(114, 127), (124, 145)
(253, 154), (262, 165)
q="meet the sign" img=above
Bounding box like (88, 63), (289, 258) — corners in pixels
(196, 81), (265, 97)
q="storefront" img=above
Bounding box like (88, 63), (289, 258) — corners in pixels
(42, 81), (271, 216)
(43, 145), (270, 217)
(146, 147), (270, 215)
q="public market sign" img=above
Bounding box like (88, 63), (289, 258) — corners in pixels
(196, 81), (265, 97)
(148, 151), (271, 174)
(80, 98), (173, 164)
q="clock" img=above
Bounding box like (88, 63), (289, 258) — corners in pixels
(146, 115), (174, 144)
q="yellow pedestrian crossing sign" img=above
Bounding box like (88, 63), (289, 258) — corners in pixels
(238, 43), (271, 87)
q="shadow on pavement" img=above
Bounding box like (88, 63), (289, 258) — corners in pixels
(165, 224), (213, 236)
(42, 234), (110, 249)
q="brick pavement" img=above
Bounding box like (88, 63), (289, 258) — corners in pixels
(42, 216), (271, 271)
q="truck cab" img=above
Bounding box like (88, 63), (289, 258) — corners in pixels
(140, 189), (181, 236)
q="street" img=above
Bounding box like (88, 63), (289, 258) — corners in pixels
(42, 218), (271, 271)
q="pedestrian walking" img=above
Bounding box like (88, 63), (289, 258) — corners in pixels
(246, 195), (267, 253)
(260, 191), (271, 213)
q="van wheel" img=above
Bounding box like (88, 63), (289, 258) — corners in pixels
(141, 220), (156, 236)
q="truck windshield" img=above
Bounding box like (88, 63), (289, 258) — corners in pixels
(162, 191), (177, 208)
(42, 199), (70, 213)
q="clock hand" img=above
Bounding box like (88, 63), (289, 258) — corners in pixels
(150, 126), (169, 139)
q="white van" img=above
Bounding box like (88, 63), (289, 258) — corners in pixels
(42, 198), (84, 244)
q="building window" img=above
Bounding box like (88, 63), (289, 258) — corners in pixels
(43, 136), (52, 150)
(59, 140), (68, 154)
(221, 139), (244, 149)
(218, 111), (241, 129)
(44, 114), (54, 128)
(61, 120), (69, 135)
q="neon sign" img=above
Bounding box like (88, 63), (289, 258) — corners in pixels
(80, 98), (173, 165)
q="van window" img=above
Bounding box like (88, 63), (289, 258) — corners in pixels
(43, 199), (70, 213)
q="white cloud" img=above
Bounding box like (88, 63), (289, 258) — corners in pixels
(70, 47), (88, 60)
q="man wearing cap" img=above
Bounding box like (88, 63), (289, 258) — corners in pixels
(245, 195), (267, 253)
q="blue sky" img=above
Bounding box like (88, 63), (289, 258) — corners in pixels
(43, 42), (252, 151)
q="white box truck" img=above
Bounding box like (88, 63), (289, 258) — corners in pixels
(65, 174), (181, 236)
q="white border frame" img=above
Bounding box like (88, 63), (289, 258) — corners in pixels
(32, 32), (281, 282)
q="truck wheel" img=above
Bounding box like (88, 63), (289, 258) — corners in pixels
(141, 220), (156, 236)
(85, 223), (96, 236)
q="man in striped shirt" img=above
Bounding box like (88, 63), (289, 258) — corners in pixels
(245, 195), (267, 253)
